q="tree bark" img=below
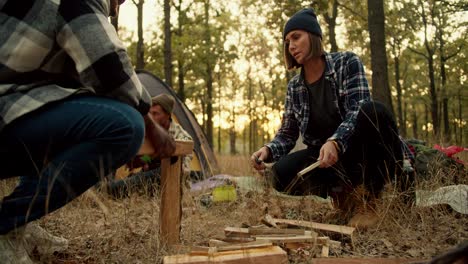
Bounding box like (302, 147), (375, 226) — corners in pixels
(133, 0), (145, 70)
(174, 0), (186, 101)
(203, 0), (213, 147)
(164, 0), (173, 87)
(324, 0), (339, 52)
(367, 0), (394, 116)
(394, 55), (405, 137)
(412, 109), (418, 139)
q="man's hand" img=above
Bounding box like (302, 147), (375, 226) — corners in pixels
(144, 114), (175, 158)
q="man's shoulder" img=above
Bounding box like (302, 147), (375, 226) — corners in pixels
(170, 122), (192, 140)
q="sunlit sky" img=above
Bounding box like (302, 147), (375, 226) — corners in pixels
(119, 0), (160, 36)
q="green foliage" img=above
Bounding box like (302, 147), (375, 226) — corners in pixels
(121, 0), (467, 152)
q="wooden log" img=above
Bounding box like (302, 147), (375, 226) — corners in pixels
(272, 218), (355, 237)
(164, 246), (288, 264)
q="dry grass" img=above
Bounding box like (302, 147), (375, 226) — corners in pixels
(1, 154), (467, 263)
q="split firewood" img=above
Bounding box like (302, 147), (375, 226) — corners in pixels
(285, 160), (321, 193)
(321, 244), (330, 257)
(224, 227), (251, 238)
(248, 227), (306, 236)
(254, 231), (317, 244)
(262, 214), (279, 228)
(272, 218), (355, 237)
(164, 246), (288, 264)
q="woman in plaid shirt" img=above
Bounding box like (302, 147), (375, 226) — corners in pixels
(251, 8), (412, 230)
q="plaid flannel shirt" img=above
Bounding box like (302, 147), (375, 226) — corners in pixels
(0, 0), (151, 132)
(266, 51), (414, 162)
(169, 121), (193, 177)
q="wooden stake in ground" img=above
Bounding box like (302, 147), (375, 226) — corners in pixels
(139, 139), (194, 246)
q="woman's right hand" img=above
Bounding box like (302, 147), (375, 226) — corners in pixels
(250, 146), (270, 171)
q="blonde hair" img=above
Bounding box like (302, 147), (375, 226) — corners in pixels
(284, 33), (323, 70)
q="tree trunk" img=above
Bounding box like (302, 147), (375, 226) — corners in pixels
(394, 55), (405, 137)
(403, 102), (407, 137)
(229, 111), (237, 155)
(412, 109), (418, 139)
(164, 0), (173, 87)
(174, 0), (185, 101)
(424, 104), (429, 140)
(442, 98), (449, 142)
(134, 0), (145, 70)
(217, 72), (222, 153)
(458, 90), (462, 144)
(325, 0), (339, 52)
(203, 0), (213, 147)
(426, 49), (438, 137)
(247, 72), (254, 154)
(367, 0), (394, 116)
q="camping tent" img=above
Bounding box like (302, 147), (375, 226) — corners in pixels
(136, 70), (219, 180)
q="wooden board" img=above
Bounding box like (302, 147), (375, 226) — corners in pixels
(164, 246), (288, 264)
(272, 218), (355, 236)
(248, 227), (306, 236)
(254, 234), (316, 243)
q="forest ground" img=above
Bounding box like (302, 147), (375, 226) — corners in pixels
(1, 153), (466, 263)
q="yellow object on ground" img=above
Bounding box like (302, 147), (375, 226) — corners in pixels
(212, 185), (237, 202)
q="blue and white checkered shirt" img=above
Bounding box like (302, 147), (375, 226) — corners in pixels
(266, 51), (414, 162)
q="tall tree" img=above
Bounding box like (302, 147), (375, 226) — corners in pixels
(203, 0), (214, 147)
(367, 0), (394, 116)
(163, 0), (173, 87)
(132, 0), (145, 69)
(407, 0), (439, 136)
(312, 0), (340, 52)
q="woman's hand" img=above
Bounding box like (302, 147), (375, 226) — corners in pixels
(250, 146), (270, 171)
(318, 141), (340, 168)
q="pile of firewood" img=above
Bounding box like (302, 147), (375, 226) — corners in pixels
(164, 214), (355, 264)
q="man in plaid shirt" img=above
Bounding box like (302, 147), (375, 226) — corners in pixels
(0, 0), (174, 262)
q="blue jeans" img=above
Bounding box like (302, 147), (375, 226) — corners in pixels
(0, 95), (145, 234)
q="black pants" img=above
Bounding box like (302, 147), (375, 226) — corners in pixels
(272, 101), (403, 199)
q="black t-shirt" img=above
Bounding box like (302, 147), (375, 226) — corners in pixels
(305, 72), (342, 147)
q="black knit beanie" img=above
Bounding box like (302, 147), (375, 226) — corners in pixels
(283, 8), (322, 40)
